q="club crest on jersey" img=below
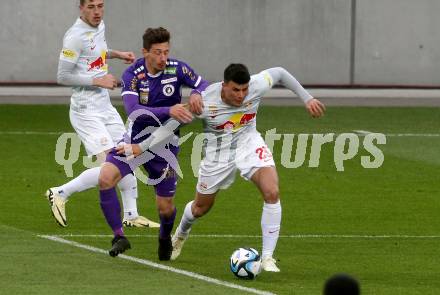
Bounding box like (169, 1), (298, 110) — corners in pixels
(163, 84), (175, 96)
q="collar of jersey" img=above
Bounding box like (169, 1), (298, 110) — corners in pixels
(147, 71), (163, 78)
(77, 17), (101, 30)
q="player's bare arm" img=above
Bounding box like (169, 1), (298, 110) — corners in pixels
(107, 50), (135, 64)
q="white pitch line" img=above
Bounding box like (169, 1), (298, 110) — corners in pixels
(353, 130), (440, 137)
(49, 233), (440, 239)
(38, 235), (275, 295)
(0, 131), (63, 135)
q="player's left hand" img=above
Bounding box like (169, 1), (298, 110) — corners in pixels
(306, 98), (325, 118)
(119, 51), (136, 64)
(116, 143), (142, 159)
(188, 93), (204, 115)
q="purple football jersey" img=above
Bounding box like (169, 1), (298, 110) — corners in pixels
(121, 57), (208, 143)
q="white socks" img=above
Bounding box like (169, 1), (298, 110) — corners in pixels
(118, 173), (139, 220)
(261, 200), (282, 258)
(56, 167), (101, 200)
(176, 201), (196, 236)
(55, 167), (140, 220)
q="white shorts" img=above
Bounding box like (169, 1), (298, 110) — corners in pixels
(69, 107), (126, 156)
(197, 133), (275, 194)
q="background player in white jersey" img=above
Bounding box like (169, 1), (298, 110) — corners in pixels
(169, 63), (325, 271)
(117, 63), (325, 270)
(45, 0), (158, 229)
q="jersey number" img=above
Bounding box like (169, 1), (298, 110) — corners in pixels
(256, 146), (272, 161)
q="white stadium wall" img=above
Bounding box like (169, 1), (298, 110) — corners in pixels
(0, 0), (438, 86)
(354, 0), (440, 86)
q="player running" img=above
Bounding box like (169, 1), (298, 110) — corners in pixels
(119, 63), (325, 270)
(98, 27), (209, 258)
(46, 0), (158, 229)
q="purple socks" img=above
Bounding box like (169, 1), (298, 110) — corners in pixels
(159, 207), (176, 239)
(100, 188), (124, 237)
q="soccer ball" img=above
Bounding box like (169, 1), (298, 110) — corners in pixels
(230, 247), (262, 279)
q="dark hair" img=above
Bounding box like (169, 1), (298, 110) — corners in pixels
(143, 27), (171, 50)
(224, 63), (250, 84)
(324, 274), (360, 295)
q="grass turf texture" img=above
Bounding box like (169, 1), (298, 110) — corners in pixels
(0, 105), (439, 294)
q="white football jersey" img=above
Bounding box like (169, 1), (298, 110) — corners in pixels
(59, 18), (110, 112)
(200, 71), (274, 156)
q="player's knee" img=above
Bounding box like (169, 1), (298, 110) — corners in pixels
(263, 186), (279, 203)
(99, 171), (118, 190)
(158, 204), (174, 217)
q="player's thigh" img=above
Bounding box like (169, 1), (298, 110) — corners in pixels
(143, 157), (177, 198)
(236, 133), (275, 181)
(197, 160), (236, 195)
(103, 107), (126, 145)
(69, 110), (115, 156)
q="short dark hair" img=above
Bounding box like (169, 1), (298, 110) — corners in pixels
(143, 27), (171, 50)
(224, 63), (250, 84)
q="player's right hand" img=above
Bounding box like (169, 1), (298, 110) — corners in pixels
(170, 104), (193, 124)
(94, 74), (118, 90)
(116, 143), (142, 159)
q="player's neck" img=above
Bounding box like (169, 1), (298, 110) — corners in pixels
(80, 16), (99, 28)
(145, 62), (161, 76)
(220, 89), (226, 103)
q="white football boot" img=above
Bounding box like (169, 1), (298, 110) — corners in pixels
(261, 256), (280, 272)
(170, 230), (190, 260)
(122, 216), (160, 228)
(45, 188), (67, 227)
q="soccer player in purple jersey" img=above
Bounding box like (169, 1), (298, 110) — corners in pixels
(98, 27), (209, 258)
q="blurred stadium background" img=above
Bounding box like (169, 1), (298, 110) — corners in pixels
(1, 0), (440, 86)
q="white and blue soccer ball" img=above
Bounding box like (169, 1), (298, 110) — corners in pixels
(230, 247), (262, 279)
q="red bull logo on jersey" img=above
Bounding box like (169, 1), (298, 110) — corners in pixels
(87, 51), (107, 71)
(215, 112), (256, 132)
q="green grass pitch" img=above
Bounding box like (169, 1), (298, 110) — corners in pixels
(0, 105), (439, 294)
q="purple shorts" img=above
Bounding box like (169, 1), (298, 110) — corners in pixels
(106, 146), (179, 197)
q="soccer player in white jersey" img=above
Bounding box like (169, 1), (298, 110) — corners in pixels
(117, 63), (325, 271)
(45, 0), (159, 229)
(170, 64), (325, 272)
